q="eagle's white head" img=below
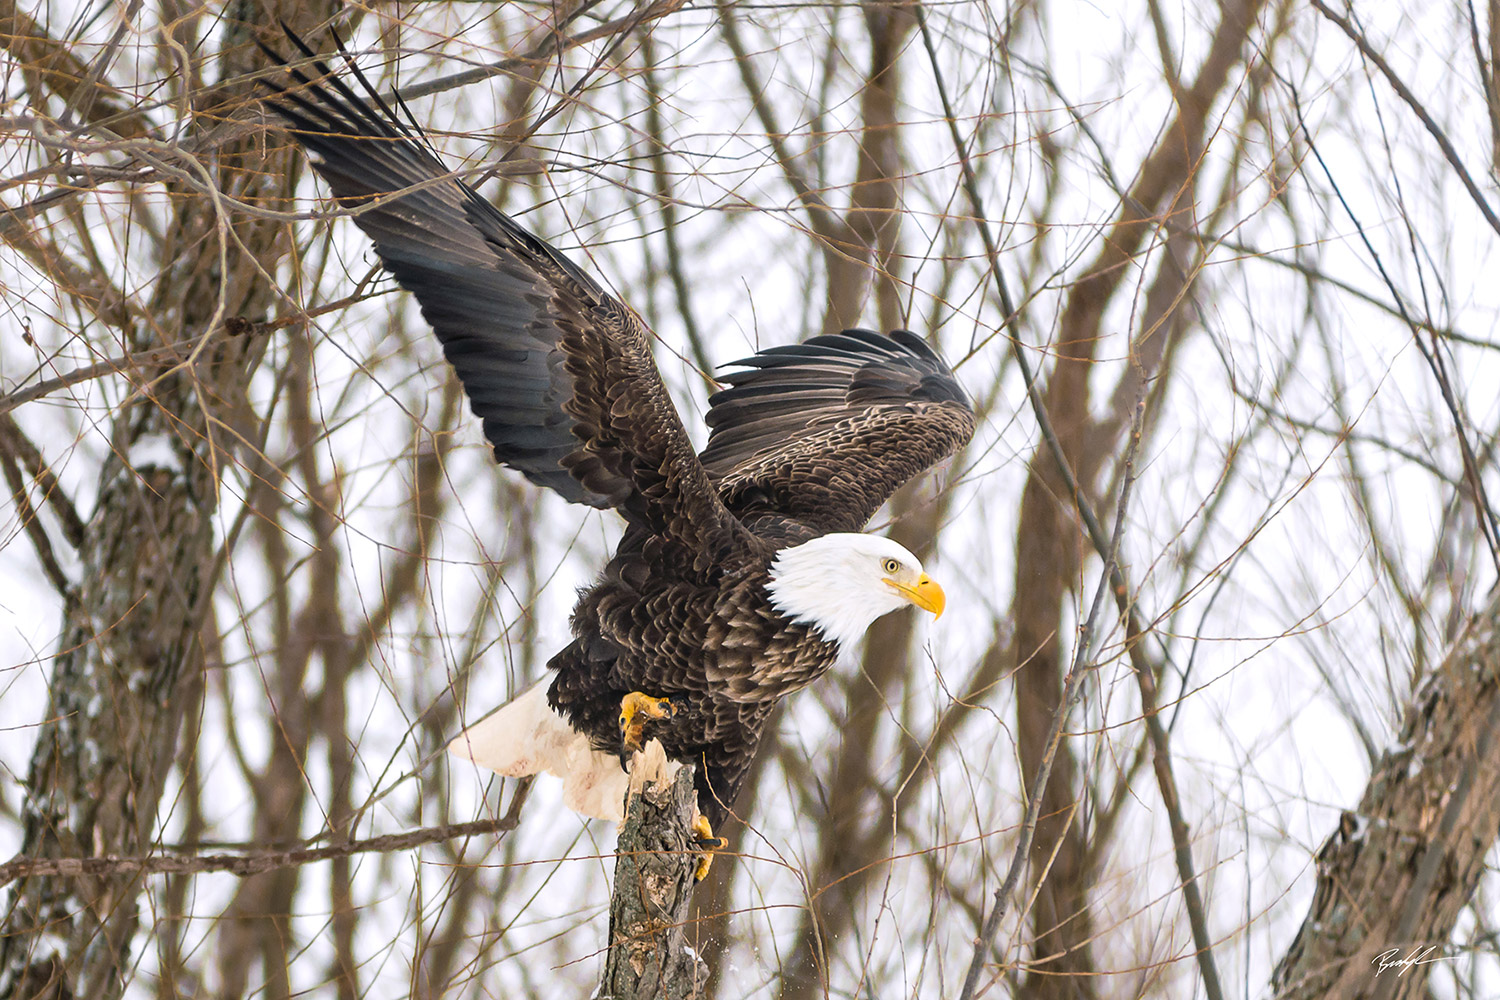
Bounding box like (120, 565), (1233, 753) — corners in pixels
(765, 533), (946, 649)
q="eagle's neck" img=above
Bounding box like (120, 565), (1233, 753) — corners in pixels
(764, 534), (902, 650)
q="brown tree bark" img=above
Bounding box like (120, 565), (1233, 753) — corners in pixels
(1272, 593), (1500, 1000)
(603, 745), (710, 1000)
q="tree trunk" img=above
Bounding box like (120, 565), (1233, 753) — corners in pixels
(603, 743), (709, 1000)
(1272, 593), (1500, 1000)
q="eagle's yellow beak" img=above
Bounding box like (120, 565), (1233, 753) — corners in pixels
(886, 572), (946, 619)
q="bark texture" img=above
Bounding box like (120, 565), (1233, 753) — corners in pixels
(603, 744), (710, 1000)
(1272, 594), (1500, 1000)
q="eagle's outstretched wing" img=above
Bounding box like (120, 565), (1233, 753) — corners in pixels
(262, 37), (747, 573)
(699, 330), (974, 534)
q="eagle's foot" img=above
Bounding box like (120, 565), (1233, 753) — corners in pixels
(691, 814), (729, 881)
(618, 691), (675, 757)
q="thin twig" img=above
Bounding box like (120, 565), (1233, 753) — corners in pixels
(0, 0), (679, 236)
(715, 0), (859, 256)
(1280, 66), (1500, 574)
(956, 387), (1150, 1000)
(0, 304), (366, 419)
(640, 34), (712, 380)
(391, 0), (679, 104)
(1311, 0), (1500, 239)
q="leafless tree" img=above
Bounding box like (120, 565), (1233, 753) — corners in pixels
(3, 2), (1499, 999)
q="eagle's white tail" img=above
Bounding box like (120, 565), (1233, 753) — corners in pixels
(447, 678), (628, 822)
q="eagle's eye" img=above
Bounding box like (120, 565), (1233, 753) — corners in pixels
(881, 557), (901, 575)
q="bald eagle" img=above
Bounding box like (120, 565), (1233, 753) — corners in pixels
(263, 38), (974, 858)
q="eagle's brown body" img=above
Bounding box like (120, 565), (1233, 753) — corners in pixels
(553, 531), (829, 827)
(264, 37), (975, 832)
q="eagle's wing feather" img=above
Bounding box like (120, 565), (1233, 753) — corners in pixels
(263, 41), (745, 570)
(700, 330), (975, 533)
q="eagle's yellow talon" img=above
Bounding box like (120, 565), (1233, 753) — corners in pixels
(691, 814), (728, 880)
(619, 691), (675, 753)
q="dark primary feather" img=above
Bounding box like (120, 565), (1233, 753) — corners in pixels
(701, 329), (975, 533)
(260, 37), (752, 573)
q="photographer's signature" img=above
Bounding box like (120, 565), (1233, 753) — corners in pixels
(1372, 947), (1455, 976)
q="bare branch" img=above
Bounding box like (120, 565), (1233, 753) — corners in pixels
(0, 813), (522, 886)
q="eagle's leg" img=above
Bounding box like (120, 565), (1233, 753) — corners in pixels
(618, 691), (675, 759)
(691, 814), (729, 881)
